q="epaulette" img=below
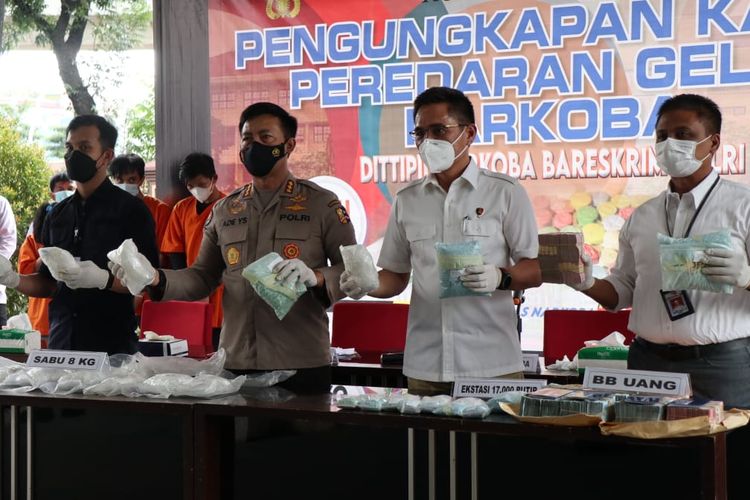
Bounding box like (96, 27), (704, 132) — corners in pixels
(396, 176), (427, 195)
(295, 179), (339, 203)
(478, 169), (517, 185)
(224, 184), (247, 198)
(296, 178), (329, 193)
(213, 184), (249, 214)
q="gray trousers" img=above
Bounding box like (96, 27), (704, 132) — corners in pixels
(628, 337), (750, 409)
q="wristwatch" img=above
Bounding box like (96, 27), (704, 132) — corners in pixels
(497, 268), (512, 290)
(104, 271), (115, 290)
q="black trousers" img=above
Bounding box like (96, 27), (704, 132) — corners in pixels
(0, 304), (8, 327)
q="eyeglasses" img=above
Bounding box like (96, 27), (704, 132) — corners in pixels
(409, 124), (467, 141)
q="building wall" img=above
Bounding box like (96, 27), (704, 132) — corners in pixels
(153, 0), (210, 205)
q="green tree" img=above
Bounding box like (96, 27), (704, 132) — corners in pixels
(42, 124), (67, 160)
(3, 0), (151, 115)
(0, 0), (6, 50)
(0, 103), (66, 160)
(0, 116), (50, 316)
(0, 103), (30, 141)
(124, 90), (154, 161)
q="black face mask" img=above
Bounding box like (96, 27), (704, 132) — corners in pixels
(240, 141), (286, 178)
(65, 150), (102, 183)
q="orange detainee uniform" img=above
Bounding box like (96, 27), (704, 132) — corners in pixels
(137, 195), (172, 316)
(18, 234), (49, 335)
(142, 195), (172, 250)
(161, 193), (225, 328)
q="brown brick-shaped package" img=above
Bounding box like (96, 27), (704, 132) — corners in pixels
(538, 232), (585, 284)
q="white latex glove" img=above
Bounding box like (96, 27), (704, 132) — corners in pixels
(460, 264), (501, 293)
(702, 246), (750, 289)
(58, 260), (110, 290)
(273, 258), (317, 288)
(568, 252), (595, 291)
(0, 255), (20, 289)
(107, 257), (157, 295)
(108, 262), (126, 287)
(339, 269), (376, 300)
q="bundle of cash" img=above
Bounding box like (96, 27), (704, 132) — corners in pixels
(613, 395), (674, 422)
(538, 232), (585, 284)
(520, 387), (575, 417)
(666, 398), (723, 424)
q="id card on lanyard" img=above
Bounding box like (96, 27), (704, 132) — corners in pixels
(660, 176), (720, 321)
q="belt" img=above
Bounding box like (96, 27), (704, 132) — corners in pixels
(635, 336), (750, 361)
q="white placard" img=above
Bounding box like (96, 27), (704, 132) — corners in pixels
(26, 350), (108, 372)
(453, 378), (547, 399)
(582, 367), (691, 397)
(522, 352), (539, 373)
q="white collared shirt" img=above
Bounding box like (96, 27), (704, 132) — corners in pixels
(378, 160), (538, 382)
(665, 170), (720, 238)
(605, 170), (750, 345)
(0, 196), (16, 305)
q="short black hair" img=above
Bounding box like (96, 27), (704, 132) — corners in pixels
(178, 152), (216, 182)
(657, 94), (722, 134)
(413, 87), (475, 125)
(238, 102), (298, 139)
(109, 153), (145, 179)
(48, 172), (70, 192)
(66, 114), (118, 150)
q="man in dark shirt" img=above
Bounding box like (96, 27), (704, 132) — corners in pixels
(0, 115), (158, 354)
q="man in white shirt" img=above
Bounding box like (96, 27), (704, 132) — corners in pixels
(0, 196), (16, 326)
(340, 87), (541, 395)
(567, 94), (750, 409)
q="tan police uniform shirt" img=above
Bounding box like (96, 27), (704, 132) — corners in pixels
(160, 175), (356, 370)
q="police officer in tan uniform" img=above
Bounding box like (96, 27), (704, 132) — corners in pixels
(113, 102), (355, 391)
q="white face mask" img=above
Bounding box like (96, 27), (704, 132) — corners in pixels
(655, 135), (712, 178)
(417, 127), (469, 174)
(53, 190), (74, 203)
(189, 184), (213, 203)
(115, 183), (141, 196)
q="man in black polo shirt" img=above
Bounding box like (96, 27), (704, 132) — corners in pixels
(0, 115), (158, 354)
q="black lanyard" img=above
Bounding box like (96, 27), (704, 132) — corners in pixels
(665, 175), (720, 238)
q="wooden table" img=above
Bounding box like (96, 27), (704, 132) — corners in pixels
(0, 391), (196, 500)
(0, 385), (735, 500)
(193, 387), (730, 500)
